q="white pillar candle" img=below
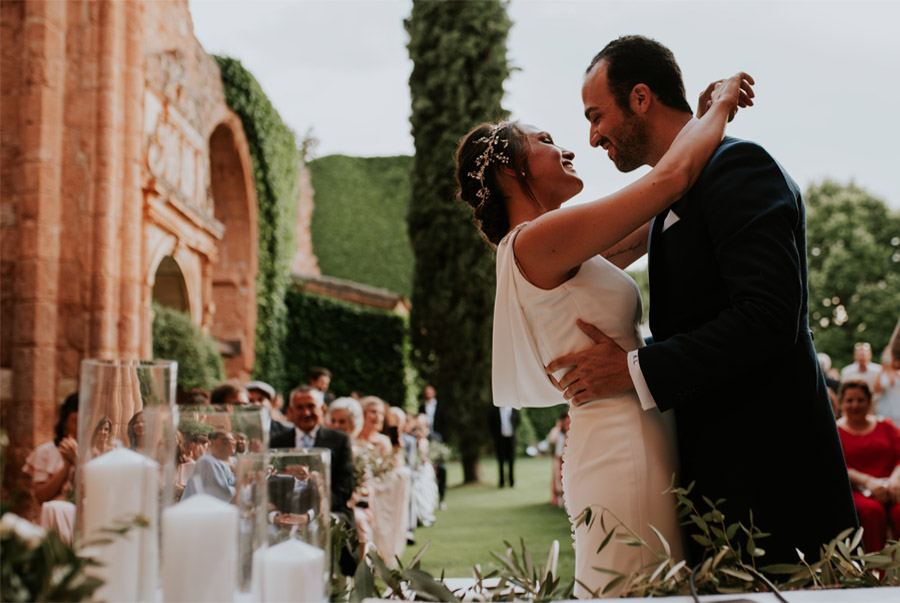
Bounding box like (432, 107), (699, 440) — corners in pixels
(252, 540), (326, 603)
(162, 493), (238, 602)
(82, 447), (159, 603)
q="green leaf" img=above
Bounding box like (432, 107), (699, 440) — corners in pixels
(600, 574), (625, 594)
(349, 558), (376, 603)
(649, 525), (671, 556)
(403, 568), (459, 602)
(408, 541), (431, 570)
(595, 526), (617, 554)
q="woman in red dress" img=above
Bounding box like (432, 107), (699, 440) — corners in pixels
(836, 380), (900, 551)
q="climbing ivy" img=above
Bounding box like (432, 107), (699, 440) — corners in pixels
(215, 56), (298, 393)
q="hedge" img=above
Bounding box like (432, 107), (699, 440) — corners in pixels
(151, 303), (225, 392)
(283, 289), (408, 406)
(524, 405), (568, 443)
(308, 155), (414, 297)
(215, 56), (298, 393)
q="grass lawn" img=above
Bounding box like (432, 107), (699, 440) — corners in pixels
(401, 455), (574, 581)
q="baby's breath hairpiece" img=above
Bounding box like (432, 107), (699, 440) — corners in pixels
(467, 123), (510, 205)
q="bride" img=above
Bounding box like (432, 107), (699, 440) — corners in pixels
(455, 73), (754, 597)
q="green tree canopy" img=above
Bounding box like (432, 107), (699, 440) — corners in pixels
(152, 303), (225, 393)
(806, 181), (900, 368)
(406, 0), (512, 481)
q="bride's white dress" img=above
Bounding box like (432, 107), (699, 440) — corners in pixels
(493, 224), (683, 598)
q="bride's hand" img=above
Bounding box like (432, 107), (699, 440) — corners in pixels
(696, 72), (755, 120)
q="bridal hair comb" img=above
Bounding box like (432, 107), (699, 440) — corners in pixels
(467, 123), (511, 205)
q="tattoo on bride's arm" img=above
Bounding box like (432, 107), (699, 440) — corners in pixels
(603, 241), (641, 260)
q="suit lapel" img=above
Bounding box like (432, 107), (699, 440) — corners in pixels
(647, 211), (667, 337)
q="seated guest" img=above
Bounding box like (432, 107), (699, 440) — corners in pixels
(326, 397), (363, 438)
(270, 385), (356, 574)
(127, 410), (144, 450)
(174, 431), (195, 501)
(210, 383), (250, 406)
(90, 416), (114, 458)
(188, 433), (210, 459)
(837, 381), (900, 552)
(358, 396), (393, 456)
(326, 397), (373, 550)
(246, 380), (287, 423)
(22, 393), (79, 543)
(182, 430), (237, 502)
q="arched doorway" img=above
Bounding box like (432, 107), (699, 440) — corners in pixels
(152, 255), (190, 312)
(208, 120), (258, 378)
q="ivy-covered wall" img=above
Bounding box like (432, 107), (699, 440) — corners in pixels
(283, 289), (408, 406)
(215, 56), (298, 392)
(308, 155), (414, 297)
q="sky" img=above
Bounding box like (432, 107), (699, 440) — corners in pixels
(189, 0), (900, 210)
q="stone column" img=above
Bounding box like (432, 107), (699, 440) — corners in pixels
(6, 0), (68, 502)
(118, 0), (145, 358)
(89, 0), (125, 358)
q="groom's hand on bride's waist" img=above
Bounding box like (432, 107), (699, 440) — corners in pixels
(546, 319), (632, 406)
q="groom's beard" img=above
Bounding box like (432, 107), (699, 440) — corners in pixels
(608, 116), (651, 173)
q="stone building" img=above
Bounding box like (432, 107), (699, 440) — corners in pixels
(1, 0), (261, 500)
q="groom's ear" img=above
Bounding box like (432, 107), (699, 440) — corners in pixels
(629, 83), (653, 116)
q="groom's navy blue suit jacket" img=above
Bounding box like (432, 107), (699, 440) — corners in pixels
(640, 137), (857, 563)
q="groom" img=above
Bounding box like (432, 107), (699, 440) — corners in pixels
(548, 36), (857, 563)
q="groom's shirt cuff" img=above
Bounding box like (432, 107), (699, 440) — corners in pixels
(627, 350), (658, 410)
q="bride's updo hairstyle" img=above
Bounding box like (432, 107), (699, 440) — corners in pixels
(456, 121), (534, 245)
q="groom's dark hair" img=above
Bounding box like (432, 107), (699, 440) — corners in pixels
(587, 36), (692, 115)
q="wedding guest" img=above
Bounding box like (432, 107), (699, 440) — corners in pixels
(410, 414), (439, 528)
(234, 432), (248, 454)
(418, 385), (441, 436)
(210, 383), (249, 406)
(174, 431), (195, 501)
(419, 386), (447, 507)
(836, 381), (900, 552)
(127, 410), (144, 450)
(818, 353), (840, 416)
(246, 379), (287, 423)
(875, 345), (900, 425)
(90, 416), (114, 458)
(307, 367), (333, 405)
(325, 396), (371, 549)
(326, 397), (363, 437)
(270, 387), (355, 521)
(182, 387), (210, 405)
(182, 430), (237, 502)
(189, 433), (210, 460)
(246, 380), (275, 406)
(22, 393), (78, 543)
(551, 410), (570, 508)
(270, 385), (357, 574)
(358, 396), (393, 456)
(841, 342), (881, 391)
(488, 406), (520, 488)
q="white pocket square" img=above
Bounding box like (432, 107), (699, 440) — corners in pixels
(662, 210), (681, 232)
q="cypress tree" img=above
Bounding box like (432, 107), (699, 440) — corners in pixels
(406, 0), (511, 482)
